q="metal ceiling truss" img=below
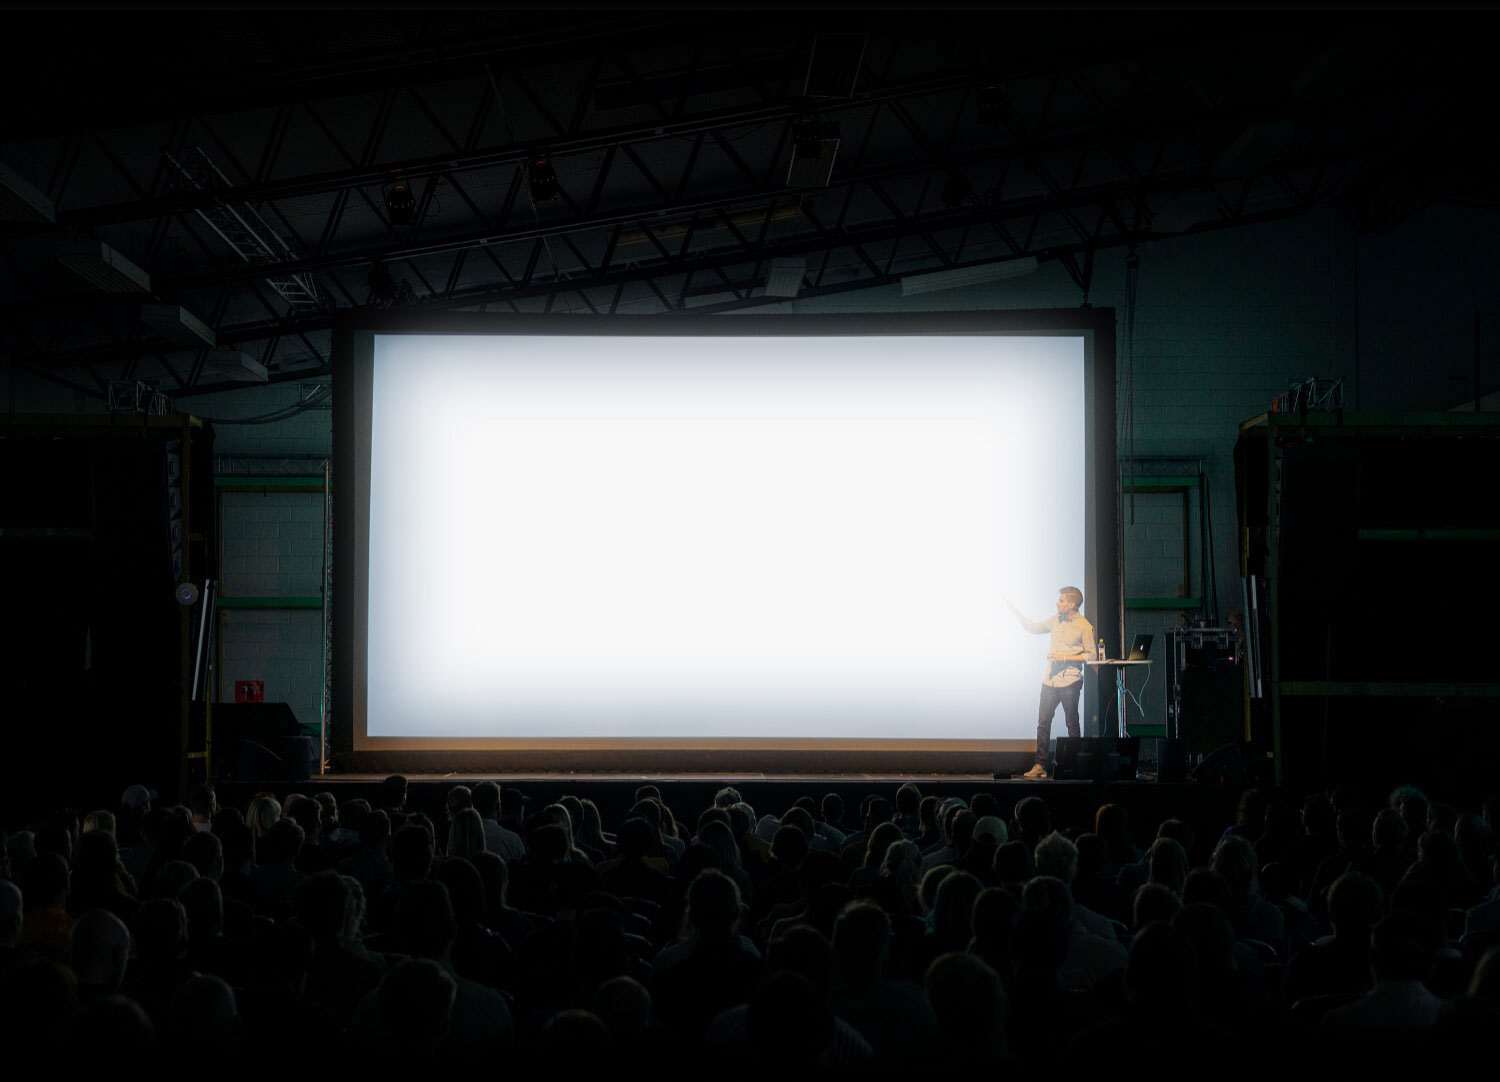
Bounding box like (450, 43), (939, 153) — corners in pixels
(0, 16), (1465, 396)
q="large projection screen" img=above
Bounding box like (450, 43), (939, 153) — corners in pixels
(335, 312), (1116, 769)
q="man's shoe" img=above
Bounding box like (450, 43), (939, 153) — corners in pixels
(1022, 764), (1047, 779)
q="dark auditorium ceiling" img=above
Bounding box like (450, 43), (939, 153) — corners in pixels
(0, 9), (1490, 399)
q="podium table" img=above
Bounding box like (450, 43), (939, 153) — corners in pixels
(1086, 659), (1153, 738)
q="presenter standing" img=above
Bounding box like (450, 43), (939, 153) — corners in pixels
(1006, 587), (1099, 779)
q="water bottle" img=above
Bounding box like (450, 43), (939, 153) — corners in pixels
(1098, 637), (1106, 661)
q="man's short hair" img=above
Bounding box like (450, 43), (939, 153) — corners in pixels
(472, 781), (501, 818)
(1059, 586), (1083, 609)
(713, 786), (742, 809)
(1034, 831), (1079, 884)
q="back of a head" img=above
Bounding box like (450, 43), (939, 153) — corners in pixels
(863, 796), (893, 832)
(155, 859), (199, 901)
(1156, 818), (1195, 855)
(895, 783), (921, 816)
(396, 879), (458, 959)
(1373, 807), (1409, 850)
(782, 806), (816, 838)
(266, 817), (305, 863)
(1182, 867), (1233, 914)
(1134, 883), (1183, 930)
(714, 786), (742, 809)
(188, 782), (216, 819)
(133, 898), (188, 965)
(180, 830), (224, 881)
(26, 852), (69, 909)
(1371, 909), (1437, 983)
(433, 856), (486, 927)
(381, 774), (408, 810)
(445, 785), (473, 815)
(1170, 902), (1235, 973)
(178, 877), (223, 939)
(472, 781), (501, 819)
(771, 824), (810, 869)
(1014, 796), (1052, 844)
(925, 952), (1004, 1048)
(932, 870), (983, 944)
(380, 957), (455, 1051)
(864, 821), (904, 868)
(294, 870), (351, 940)
(360, 809), (392, 853)
(1010, 907), (1069, 974)
(971, 886), (1019, 944)
(447, 807), (486, 859)
(1126, 922), (1199, 1007)
(391, 823), (434, 881)
(593, 976), (652, 1037)
(1390, 879), (1447, 942)
(685, 868), (741, 937)
(746, 971), (834, 1068)
(68, 909), (131, 989)
(1034, 831), (1079, 884)
(994, 840), (1034, 883)
(1209, 835), (1257, 900)
(920, 865), (957, 914)
(167, 974), (237, 1051)
(950, 810), (978, 851)
(537, 1008), (614, 1065)
(833, 901), (890, 982)
(65, 994), (154, 1056)
(615, 816), (654, 860)
(1328, 872), (1384, 938)
(1146, 836), (1189, 895)
(821, 792), (844, 825)
(1020, 874), (1073, 923)
(768, 924), (835, 988)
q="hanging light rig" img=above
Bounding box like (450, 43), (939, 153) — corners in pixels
(528, 150), (558, 203)
(385, 180), (416, 225)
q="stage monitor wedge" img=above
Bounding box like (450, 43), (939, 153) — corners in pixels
(334, 310), (1117, 773)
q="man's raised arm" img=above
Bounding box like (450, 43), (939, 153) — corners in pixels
(1004, 597), (1049, 635)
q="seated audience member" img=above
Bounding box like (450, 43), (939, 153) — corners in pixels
(324, 793), (361, 851)
(126, 898), (194, 1026)
(244, 795), (281, 865)
(650, 869), (765, 1042)
(473, 781), (526, 861)
(354, 880), (513, 1065)
(912, 795), (943, 851)
(994, 840), (1034, 899)
(819, 793), (849, 847)
(217, 818), (279, 919)
(187, 783), (218, 834)
(1005, 907), (1085, 1067)
(358, 957), (455, 1067)
(863, 838), (922, 921)
(67, 830), (139, 925)
(288, 794), (338, 875)
(1321, 909), (1443, 1048)
(596, 817), (673, 908)
(1306, 806), (1375, 912)
(1132, 883), (1182, 931)
(468, 850), (543, 950)
(367, 823), (435, 934)
(969, 886), (1019, 987)
(1145, 836), (1190, 898)
(1065, 922), (1230, 1068)
(1012, 796), (1054, 853)
(1172, 902), (1287, 1040)
(1282, 871), (1381, 1004)
(892, 783), (922, 836)
(1035, 831), (1120, 942)
(1389, 878), (1470, 998)
(295, 870), (382, 1024)
(1070, 833), (1124, 921)
(0, 881), (24, 970)
(447, 808), (486, 862)
(434, 857), (515, 991)
(63, 994), (155, 1062)
(1356, 807), (1413, 898)
(67, 908), (132, 998)
(19, 853), (73, 960)
(829, 901), (941, 1067)
(848, 822), (904, 893)
(924, 951), (1016, 1074)
(338, 809), (394, 902)
(165, 973), (239, 1056)
(920, 807), (974, 873)
(1400, 829), (1483, 910)
(1211, 834), (1285, 945)
(1094, 803), (1142, 869)
(534, 1008), (615, 1070)
(704, 924), (873, 1069)
(1117, 818), (1195, 899)
(904, 870), (983, 982)
(251, 817), (307, 907)
(1020, 874), (1126, 991)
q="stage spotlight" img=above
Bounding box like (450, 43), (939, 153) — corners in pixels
(528, 150), (558, 203)
(385, 182), (416, 226)
(977, 80), (1009, 127)
(176, 582), (199, 606)
(793, 114), (823, 160)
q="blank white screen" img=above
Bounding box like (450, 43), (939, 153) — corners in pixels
(366, 333), (1087, 741)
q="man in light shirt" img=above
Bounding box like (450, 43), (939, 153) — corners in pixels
(1007, 587), (1099, 779)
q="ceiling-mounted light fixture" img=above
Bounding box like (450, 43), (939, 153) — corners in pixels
(763, 257), (806, 298)
(201, 349), (268, 383)
(0, 160), (55, 223)
(528, 150), (558, 203)
(787, 116), (840, 188)
(385, 181), (416, 226)
(140, 304), (217, 346)
(976, 80), (1009, 127)
(57, 240), (151, 293)
(899, 257), (1039, 297)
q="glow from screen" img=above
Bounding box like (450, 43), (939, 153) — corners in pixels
(366, 333), (1087, 741)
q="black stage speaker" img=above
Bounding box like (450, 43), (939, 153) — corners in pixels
(213, 703), (310, 781)
(1189, 742), (1246, 785)
(1155, 738), (1187, 783)
(1053, 737), (1141, 781)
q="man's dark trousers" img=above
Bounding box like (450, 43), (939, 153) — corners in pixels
(1035, 681), (1082, 767)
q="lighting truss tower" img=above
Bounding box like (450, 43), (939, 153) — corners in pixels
(163, 145), (331, 311)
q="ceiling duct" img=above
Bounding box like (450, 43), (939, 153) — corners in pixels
(787, 119), (840, 188)
(900, 257), (1039, 296)
(56, 241), (151, 293)
(140, 304), (217, 347)
(200, 349), (267, 383)
(1214, 120), (1296, 178)
(0, 161), (55, 223)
